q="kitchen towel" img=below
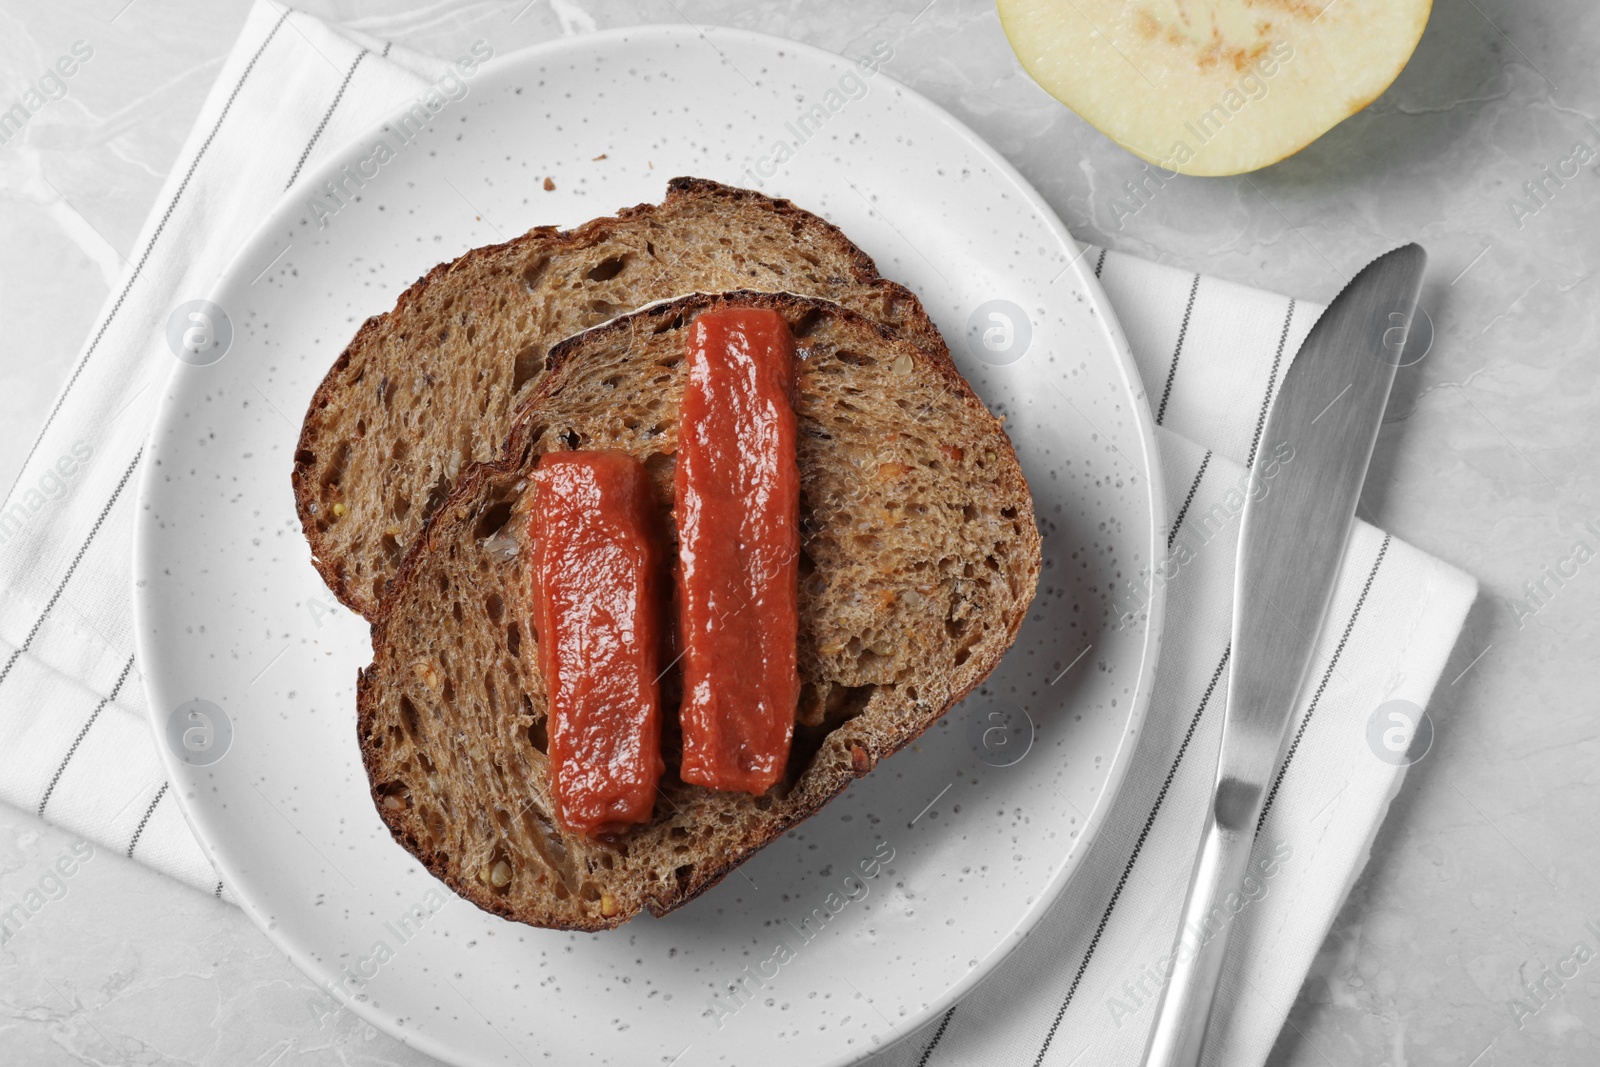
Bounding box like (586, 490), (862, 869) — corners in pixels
(0, 4), (1476, 1066)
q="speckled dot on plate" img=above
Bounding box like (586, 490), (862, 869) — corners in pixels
(131, 25), (1165, 1067)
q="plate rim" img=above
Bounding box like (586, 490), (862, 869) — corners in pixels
(132, 22), (1167, 1067)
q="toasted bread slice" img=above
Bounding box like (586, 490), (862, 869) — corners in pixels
(294, 178), (947, 618)
(357, 292), (1041, 930)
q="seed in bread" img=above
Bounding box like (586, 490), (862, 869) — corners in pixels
(356, 291), (1041, 930)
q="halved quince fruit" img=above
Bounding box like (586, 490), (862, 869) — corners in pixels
(997, 0), (1431, 176)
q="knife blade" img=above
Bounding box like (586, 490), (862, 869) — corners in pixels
(1140, 244), (1427, 1067)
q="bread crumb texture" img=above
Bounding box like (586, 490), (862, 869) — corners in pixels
(357, 292), (1041, 931)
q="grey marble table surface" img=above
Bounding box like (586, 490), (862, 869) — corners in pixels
(1, 1), (1596, 1064)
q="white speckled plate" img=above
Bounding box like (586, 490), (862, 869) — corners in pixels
(133, 25), (1164, 1067)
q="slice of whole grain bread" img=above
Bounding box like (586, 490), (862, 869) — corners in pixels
(357, 291), (1041, 931)
(294, 178), (947, 619)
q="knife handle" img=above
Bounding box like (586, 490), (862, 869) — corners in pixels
(1138, 799), (1257, 1067)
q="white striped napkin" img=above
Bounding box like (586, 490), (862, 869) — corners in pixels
(0, 4), (1475, 1065)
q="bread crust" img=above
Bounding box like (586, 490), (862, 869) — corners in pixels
(357, 292), (1040, 930)
(293, 178), (949, 619)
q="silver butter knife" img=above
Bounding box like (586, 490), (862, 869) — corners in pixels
(1140, 244), (1428, 1067)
